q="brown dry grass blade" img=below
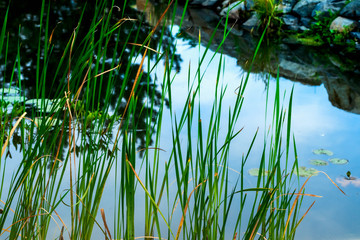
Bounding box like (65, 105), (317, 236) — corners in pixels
(1, 212), (48, 236)
(126, 158), (174, 238)
(1, 112), (26, 158)
(294, 200), (316, 230)
(111, 40), (149, 154)
(101, 208), (112, 239)
(137, 147), (166, 153)
(283, 176), (311, 237)
(59, 226), (64, 240)
(318, 171), (346, 195)
(111, 0), (174, 155)
(41, 198), (70, 239)
(134, 236), (167, 239)
(126, 42), (160, 53)
(175, 179), (207, 240)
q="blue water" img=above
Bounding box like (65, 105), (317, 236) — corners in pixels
(1, 14), (360, 240)
(168, 33), (360, 239)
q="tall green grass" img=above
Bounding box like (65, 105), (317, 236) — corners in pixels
(0, 0), (313, 239)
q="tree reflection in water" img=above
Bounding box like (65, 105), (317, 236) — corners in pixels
(0, 0), (182, 155)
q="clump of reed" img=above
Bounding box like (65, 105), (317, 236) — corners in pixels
(0, 0), (316, 239)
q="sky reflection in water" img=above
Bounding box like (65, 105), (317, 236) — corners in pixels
(169, 33), (360, 239)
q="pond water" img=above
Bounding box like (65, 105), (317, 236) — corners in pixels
(161, 30), (360, 240)
(1, 0), (360, 239)
(152, 5), (360, 239)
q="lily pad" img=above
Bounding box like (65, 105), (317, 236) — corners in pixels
(329, 158), (349, 165)
(25, 98), (63, 112)
(312, 149), (333, 156)
(248, 168), (269, 177)
(25, 98), (53, 106)
(1, 95), (25, 103)
(309, 159), (328, 166)
(1, 87), (19, 95)
(34, 117), (61, 127)
(294, 166), (319, 177)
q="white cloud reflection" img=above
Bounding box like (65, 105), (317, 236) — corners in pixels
(336, 177), (360, 188)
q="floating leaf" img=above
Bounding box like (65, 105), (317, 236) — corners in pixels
(1, 87), (19, 95)
(25, 98), (53, 106)
(1, 95), (25, 104)
(34, 117), (61, 127)
(25, 98), (63, 112)
(329, 158), (349, 165)
(309, 159), (328, 166)
(312, 149), (333, 156)
(248, 168), (269, 177)
(294, 166), (319, 177)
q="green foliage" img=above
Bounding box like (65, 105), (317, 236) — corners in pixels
(253, 0), (275, 20)
(296, 11), (356, 51)
(0, 0), (308, 239)
(253, 0), (282, 34)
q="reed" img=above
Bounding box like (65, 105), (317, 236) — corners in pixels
(0, 0), (314, 239)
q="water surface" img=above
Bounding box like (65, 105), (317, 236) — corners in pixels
(1, 1), (360, 239)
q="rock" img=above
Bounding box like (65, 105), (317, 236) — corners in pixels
(328, 0), (347, 9)
(311, 1), (343, 20)
(340, 0), (360, 19)
(350, 31), (360, 40)
(278, 59), (319, 81)
(282, 15), (300, 31)
(323, 77), (360, 114)
(222, 0), (231, 7)
(282, 0), (298, 8)
(276, 3), (293, 14)
(328, 55), (355, 71)
(293, 0), (322, 17)
(187, 8), (221, 26)
(242, 13), (261, 32)
(190, 0), (220, 7)
(220, 1), (246, 19)
(300, 17), (312, 27)
(356, 42), (360, 50)
(330, 16), (358, 32)
(300, 25), (310, 31)
(244, 0), (255, 10)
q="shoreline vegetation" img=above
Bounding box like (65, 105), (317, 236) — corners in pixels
(182, 0), (360, 52)
(0, 0), (344, 239)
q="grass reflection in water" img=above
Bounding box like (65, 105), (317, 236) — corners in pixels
(0, 0), (326, 239)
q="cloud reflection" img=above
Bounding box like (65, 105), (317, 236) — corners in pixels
(336, 177), (360, 187)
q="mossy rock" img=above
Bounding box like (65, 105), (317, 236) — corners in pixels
(284, 34), (324, 46)
(329, 158), (349, 165)
(309, 159), (328, 166)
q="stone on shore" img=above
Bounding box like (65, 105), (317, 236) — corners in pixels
(242, 13), (261, 32)
(190, 0), (220, 7)
(340, 0), (360, 19)
(293, 0), (322, 17)
(220, 1), (246, 19)
(330, 16), (358, 32)
(311, 0), (345, 20)
(282, 14), (300, 31)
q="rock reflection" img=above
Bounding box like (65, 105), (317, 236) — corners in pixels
(148, 3), (360, 114)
